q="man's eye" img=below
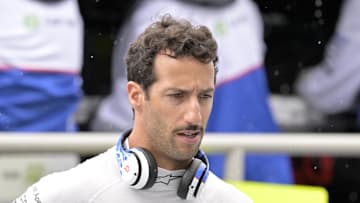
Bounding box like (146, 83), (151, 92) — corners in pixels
(200, 94), (213, 99)
(170, 93), (184, 98)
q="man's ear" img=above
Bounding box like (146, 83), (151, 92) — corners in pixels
(127, 81), (144, 111)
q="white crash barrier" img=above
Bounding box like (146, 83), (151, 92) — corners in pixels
(1, 132), (360, 202)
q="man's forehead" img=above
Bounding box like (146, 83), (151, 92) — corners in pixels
(165, 87), (215, 92)
(153, 51), (215, 86)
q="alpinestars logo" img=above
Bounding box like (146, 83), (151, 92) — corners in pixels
(155, 174), (182, 185)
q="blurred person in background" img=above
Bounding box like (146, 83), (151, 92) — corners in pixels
(0, 0), (84, 131)
(295, 0), (360, 202)
(91, 0), (293, 184)
(296, 0), (360, 126)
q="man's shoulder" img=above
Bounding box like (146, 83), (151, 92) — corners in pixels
(199, 172), (253, 203)
(14, 147), (121, 203)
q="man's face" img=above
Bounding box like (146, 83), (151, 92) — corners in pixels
(142, 53), (215, 167)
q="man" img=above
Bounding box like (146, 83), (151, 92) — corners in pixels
(92, 0), (293, 184)
(13, 15), (252, 203)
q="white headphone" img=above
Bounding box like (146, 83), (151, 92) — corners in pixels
(116, 130), (210, 200)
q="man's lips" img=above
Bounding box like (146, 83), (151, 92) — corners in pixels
(176, 130), (201, 138)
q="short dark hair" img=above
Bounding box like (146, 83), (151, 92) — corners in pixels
(125, 14), (218, 96)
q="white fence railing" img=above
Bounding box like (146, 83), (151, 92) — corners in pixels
(1, 133), (360, 180)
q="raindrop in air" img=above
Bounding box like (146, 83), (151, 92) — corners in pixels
(314, 9), (323, 18)
(349, 192), (358, 202)
(315, 0), (323, 7)
(280, 84), (290, 94)
(273, 70), (279, 76)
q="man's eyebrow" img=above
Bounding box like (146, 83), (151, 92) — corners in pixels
(201, 88), (215, 93)
(165, 88), (187, 92)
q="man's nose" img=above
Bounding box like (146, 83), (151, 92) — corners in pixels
(184, 98), (202, 125)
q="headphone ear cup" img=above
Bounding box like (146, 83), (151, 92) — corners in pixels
(116, 131), (158, 189)
(177, 158), (206, 199)
(118, 150), (141, 186)
(134, 148), (158, 189)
